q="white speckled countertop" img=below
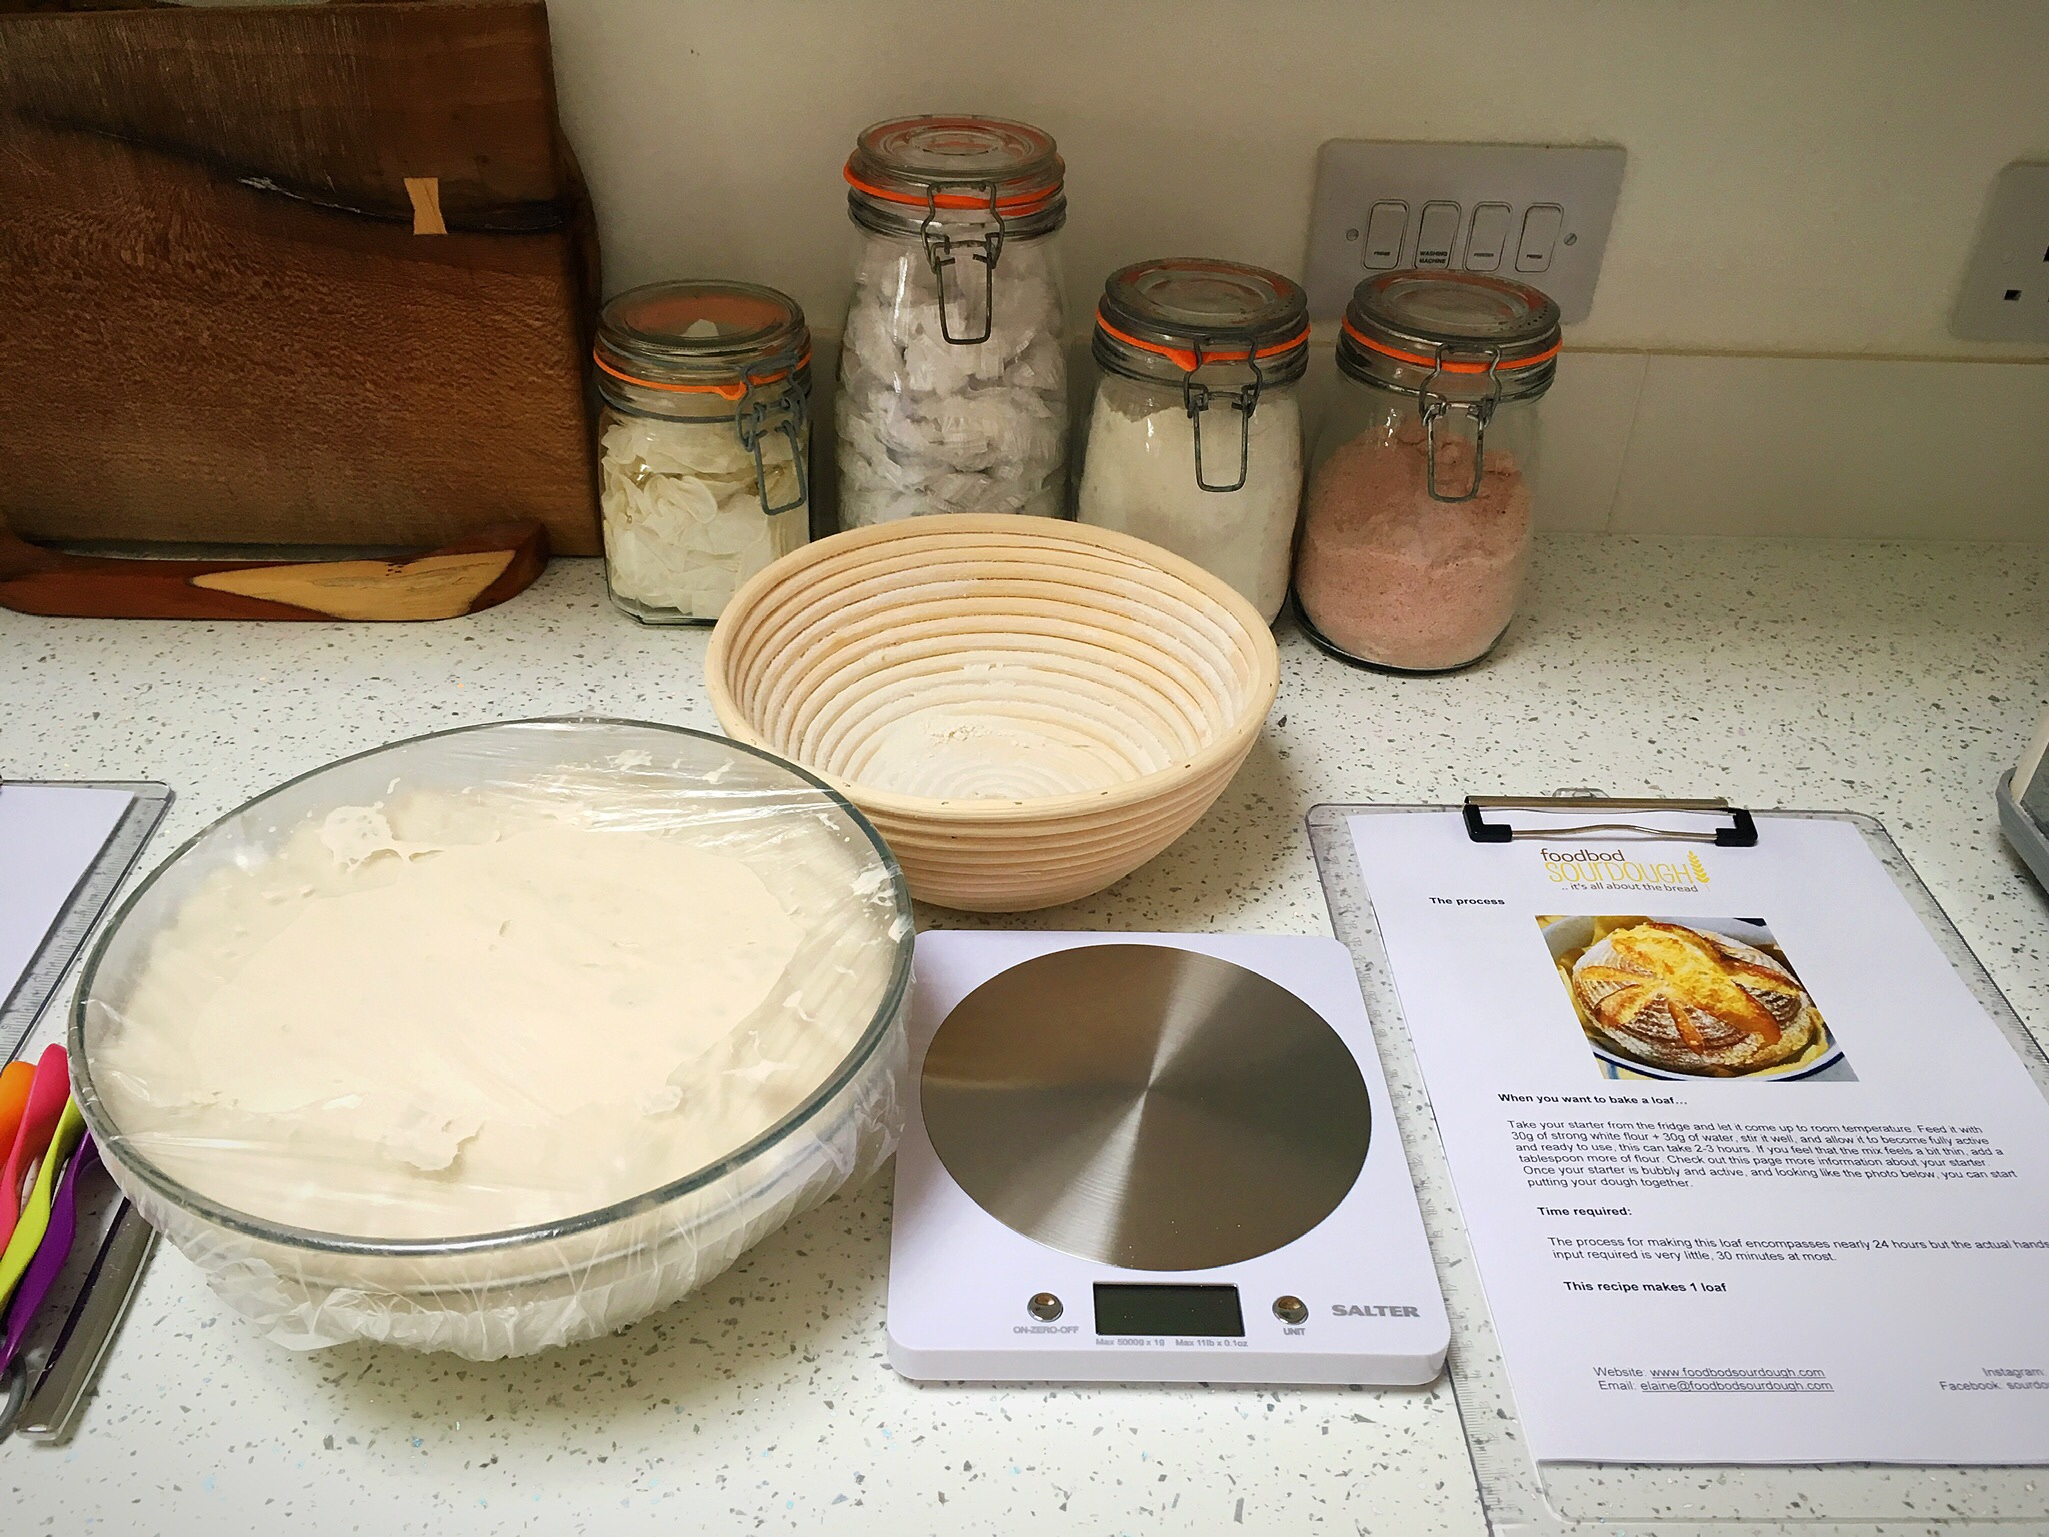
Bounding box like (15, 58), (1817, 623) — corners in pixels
(5, 536), (2048, 1535)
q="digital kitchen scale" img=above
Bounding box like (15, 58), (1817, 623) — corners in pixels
(886, 932), (1449, 1385)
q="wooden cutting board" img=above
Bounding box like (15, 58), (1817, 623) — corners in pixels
(0, 518), (550, 620)
(0, 0), (602, 555)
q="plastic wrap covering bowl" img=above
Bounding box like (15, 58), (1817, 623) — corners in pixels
(69, 719), (913, 1360)
(705, 515), (1281, 912)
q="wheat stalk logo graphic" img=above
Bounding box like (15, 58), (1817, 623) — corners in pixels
(1687, 850), (1711, 884)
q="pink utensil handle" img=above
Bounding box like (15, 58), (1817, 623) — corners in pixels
(0, 1047), (68, 1247)
(0, 1133), (95, 1373)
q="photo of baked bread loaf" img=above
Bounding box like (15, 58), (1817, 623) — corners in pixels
(1567, 920), (1825, 1077)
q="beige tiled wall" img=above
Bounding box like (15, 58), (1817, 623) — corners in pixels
(540, 0), (2049, 540)
(1535, 353), (2049, 538)
(805, 337), (2048, 540)
(1527, 352), (1648, 533)
(1139, 339), (2049, 539)
(546, 0), (2049, 360)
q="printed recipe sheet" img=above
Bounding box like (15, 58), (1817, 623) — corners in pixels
(1348, 811), (2049, 1464)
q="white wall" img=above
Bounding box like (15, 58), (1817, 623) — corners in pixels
(543, 0), (2049, 535)
(546, 0), (2049, 356)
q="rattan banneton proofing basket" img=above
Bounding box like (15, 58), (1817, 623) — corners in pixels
(705, 515), (1280, 912)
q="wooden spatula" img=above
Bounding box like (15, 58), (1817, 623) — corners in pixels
(0, 519), (548, 621)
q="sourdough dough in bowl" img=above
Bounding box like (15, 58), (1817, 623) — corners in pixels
(101, 801), (857, 1236)
(73, 720), (913, 1357)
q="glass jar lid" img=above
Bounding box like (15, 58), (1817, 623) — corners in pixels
(1094, 258), (1310, 383)
(845, 115), (1066, 238)
(593, 280), (810, 401)
(593, 281), (811, 516)
(1338, 270), (1561, 400)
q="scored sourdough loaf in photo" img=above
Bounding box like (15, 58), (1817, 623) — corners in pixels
(1570, 921), (1822, 1076)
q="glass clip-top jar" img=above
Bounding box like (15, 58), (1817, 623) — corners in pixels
(594, 280), (812, 625)
(1296, 270), (1560, 673)
(1077, 258), (1310, 623)
(836, 115), (1069, 526)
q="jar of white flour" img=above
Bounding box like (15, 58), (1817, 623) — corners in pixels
(1075, 259), (1310, 623)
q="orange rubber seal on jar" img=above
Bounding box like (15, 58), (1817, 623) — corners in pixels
(1095, 308), (1313, 375)
(843, 161), (1062, 217)
(593, 347), (812, 402)
(1340, 318), (1561, 374)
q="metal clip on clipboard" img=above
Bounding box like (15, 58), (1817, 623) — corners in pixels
(1462, 795), (1759, 847)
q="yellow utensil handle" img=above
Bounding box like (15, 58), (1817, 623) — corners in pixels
(0, 1099), (84, 1312)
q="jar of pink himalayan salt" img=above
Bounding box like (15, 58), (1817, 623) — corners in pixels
(1294, 271), (1560, 672)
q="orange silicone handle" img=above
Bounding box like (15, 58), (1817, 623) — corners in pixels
(0, 1062), (32, 1159)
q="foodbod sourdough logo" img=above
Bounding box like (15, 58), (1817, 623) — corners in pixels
(1542, 847), (1713, 893)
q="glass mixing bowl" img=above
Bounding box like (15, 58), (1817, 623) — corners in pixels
(70, 718), (913, 1360)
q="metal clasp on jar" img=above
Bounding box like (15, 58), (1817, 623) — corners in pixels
(734, 351), (809, 516)
(1417, 344), (1504, 503)
(1183, 339), (1265, 495)
(918, 182), (1007, 346)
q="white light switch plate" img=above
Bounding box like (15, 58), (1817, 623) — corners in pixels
(1952, 162), (2049, 343)
(1305, 141), (1626, 324)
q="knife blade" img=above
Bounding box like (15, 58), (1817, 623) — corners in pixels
(15, 1197), (154, 1443)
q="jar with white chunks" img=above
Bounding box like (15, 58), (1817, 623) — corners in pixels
(594, 281), (811, 624)
(836, 115), (1068, 526)
(1076, 259), (1310, 622)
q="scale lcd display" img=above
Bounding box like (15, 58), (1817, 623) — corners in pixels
(1092, 1284), (1245, 1338)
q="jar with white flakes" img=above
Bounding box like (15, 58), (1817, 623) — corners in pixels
(594, 281), (811, 624)
(836, 115), (1068, 526)
(1076, 259), (1310, 623)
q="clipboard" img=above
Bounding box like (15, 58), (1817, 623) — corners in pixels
(0, 781), (171, 1064)
(1307, 797), (2049, 1536)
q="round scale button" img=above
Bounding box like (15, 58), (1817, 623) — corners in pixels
(1273, 1295), (1309, 1325)
(1028, 1292), (1064, 1322)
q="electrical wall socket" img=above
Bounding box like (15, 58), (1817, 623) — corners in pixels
(1952, 162), (2049, 343)
(1304, 142), (1626, 324)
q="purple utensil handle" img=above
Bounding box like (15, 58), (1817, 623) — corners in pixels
(1, 1133), (98, 1373)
